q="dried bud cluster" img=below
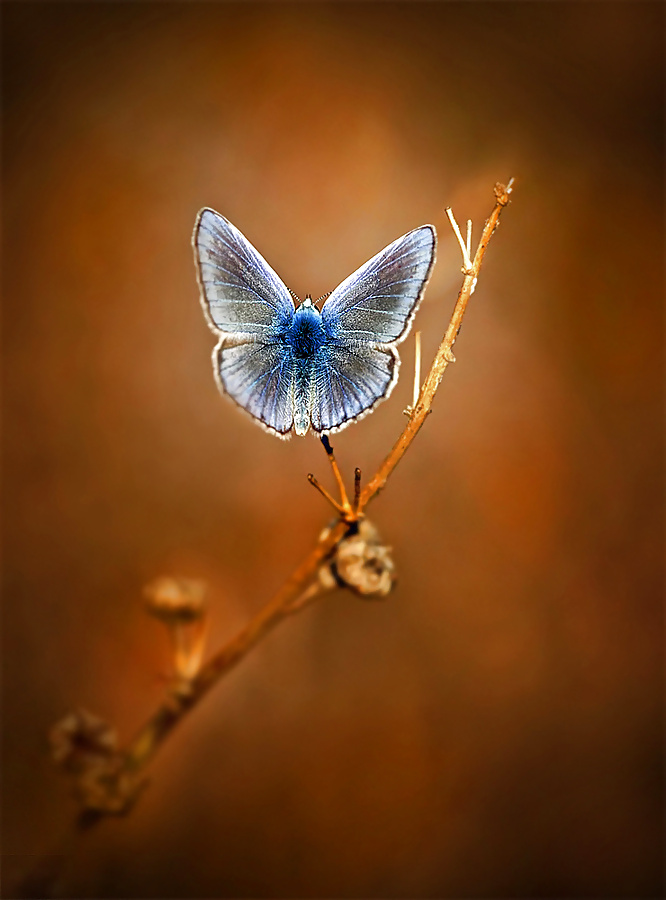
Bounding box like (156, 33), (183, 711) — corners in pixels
(319, 519), (396, 599)
(144, 576), (207, 623)
(49, 709), (142, 814)
(49, 708), (117, 772)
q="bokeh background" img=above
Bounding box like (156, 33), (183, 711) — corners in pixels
(3, 3), (663, 898)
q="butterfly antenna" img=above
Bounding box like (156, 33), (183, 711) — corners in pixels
(315, 291), (331, 307)
(288, 287), (300, 302)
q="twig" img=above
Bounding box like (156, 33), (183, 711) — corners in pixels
(123, 516), (350, 775)
(358, 180), (513, 509)
(121, 180), (513, 779)
(307, 472), (345, 516)
(446, 207), (474, 272)
(353, 467), (362, 515)
(413, 331), (422, 410)
(320, 435), (354, 521)
(32, 181), (514, 887)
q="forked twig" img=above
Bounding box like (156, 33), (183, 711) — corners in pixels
(41, 180), (514, 856)
(116, 181), (513, 786)
(357, 179), (513, 508)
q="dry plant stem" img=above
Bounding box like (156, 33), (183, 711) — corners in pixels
(65, 181), (513, 828)
(122, 182), (512, 776)
(358, 180), (512, 509)
(321, 434), (354, 519)
(123, 518), (348, 774)
(413, 331), (422, 409)
(353, 467), (362, 513)
(307, 472), (344, 515)
(17, 181), (513, 900)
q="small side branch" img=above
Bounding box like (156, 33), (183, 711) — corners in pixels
(358, 179), (513, 509)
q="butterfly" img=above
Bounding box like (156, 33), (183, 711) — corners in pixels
(193, 209), (436, 438)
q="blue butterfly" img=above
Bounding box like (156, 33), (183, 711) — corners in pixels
(193, 209), (436, 438)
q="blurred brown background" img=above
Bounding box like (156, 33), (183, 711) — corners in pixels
(2, 2), (663, 898)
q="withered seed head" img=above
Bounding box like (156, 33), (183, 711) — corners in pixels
(49, 708), (117, 773)
(143, 577), (207, 623)
(319, 519), (396, 599)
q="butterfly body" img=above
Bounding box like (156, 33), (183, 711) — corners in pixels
(194, 209), (436, 438)
(286, 299), (328, 358)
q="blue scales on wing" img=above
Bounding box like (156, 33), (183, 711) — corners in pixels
(194, 209), (295, 336)
(311, 225), (437, 432)
(309, 343), (398, 434)
(194, 209), (297, 436)
(321, 225), (436, 345)
(216, 340), (295, 436)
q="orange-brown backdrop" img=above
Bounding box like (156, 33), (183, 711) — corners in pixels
(3, 3), (663, 898)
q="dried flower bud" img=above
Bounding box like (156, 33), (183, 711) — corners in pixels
(144, 577), (207, 623)
(49, 708), (117, 773)
(50, 709), (144, 815)
(75, 757), (143, 815)
(319, 520), (396, 599)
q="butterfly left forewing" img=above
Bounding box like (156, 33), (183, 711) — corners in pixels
(321, 225), (436, 345)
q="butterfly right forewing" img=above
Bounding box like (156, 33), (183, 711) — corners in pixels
(321, 225), (436, 345)
(193, 209), (298, 437)
(194, 209), (295, 338)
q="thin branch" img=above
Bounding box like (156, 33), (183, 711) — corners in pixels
(123, 518), (349, 775)
(353, 467), (362, 515)
(320, 435), (354, 521)
(413, 331), (422, 410)
(46, 179), (514, 841)
(307, 472), (345, 515)
(446, 207), (474, 272)
(358, 180), (513, 509)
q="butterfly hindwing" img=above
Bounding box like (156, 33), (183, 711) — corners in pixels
(215, 339), (295, 437)
(194, 209), (295, 337)
(321, 225), (436, 345)
(309, 343), (398, 433)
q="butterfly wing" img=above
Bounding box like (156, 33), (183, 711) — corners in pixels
(311, 225), (436, 433)
(215, 341), (295, 438)
(193, 209), (297, 437)
(310, 343), (398, 434)
(194, 208), (295, 337)
(321, 225), (436, 345)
